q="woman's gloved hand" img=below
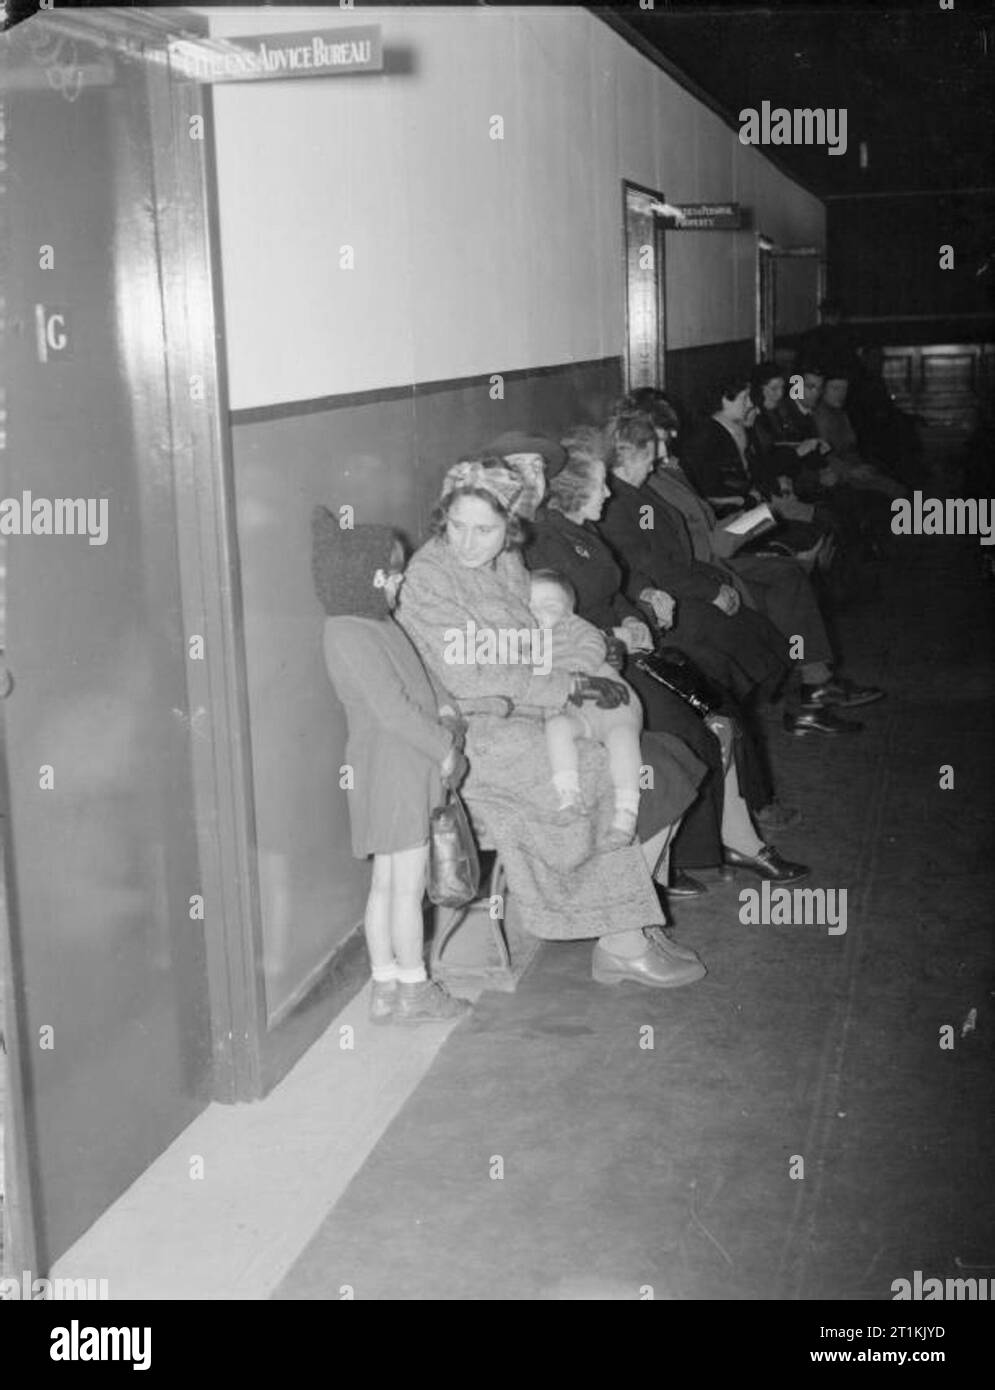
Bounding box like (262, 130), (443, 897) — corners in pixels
(569, 674), (630, 709)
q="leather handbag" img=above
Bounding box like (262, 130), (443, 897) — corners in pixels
(632, 646), (721, 719)
(427, 789), (481, 908)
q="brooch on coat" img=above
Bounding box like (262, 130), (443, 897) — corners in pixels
(573, 543), (591, 558)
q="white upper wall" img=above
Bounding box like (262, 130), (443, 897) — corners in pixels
(200, 6), (825, 410)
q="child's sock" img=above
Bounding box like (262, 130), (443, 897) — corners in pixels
(371, 962), (400, 984)
(552, 770), (582, 810)
(397, 965), (428, 985)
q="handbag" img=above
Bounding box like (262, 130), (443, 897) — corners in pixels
(427, 788), (481, 908)
(632, 646), (721, 719)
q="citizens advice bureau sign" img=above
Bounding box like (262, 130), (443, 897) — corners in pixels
(169, 27), (383, 82)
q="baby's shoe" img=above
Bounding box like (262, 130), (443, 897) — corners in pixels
(601, 807), (639, 852)
(552, 798), (586, 826)
(393, 979), (471, 1025)
(369, 979), (398, 1024)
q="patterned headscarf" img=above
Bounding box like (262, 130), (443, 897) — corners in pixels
(440, 458), (525, 515)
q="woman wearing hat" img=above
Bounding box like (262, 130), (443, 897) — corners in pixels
(397, 455), (708, 988)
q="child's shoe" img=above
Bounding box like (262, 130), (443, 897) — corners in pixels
(369, 979), (399, 1024)
(393, 979), (471, 1025)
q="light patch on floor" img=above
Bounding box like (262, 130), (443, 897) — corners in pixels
(49, 981), (481, 1300)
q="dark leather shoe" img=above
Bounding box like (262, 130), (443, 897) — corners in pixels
(668, 869), (708, 898)
(784, 707), (863, 736)
(800, 678), (885, 709)
(722, 844), (810, 884)
(592, 938), (705, 988)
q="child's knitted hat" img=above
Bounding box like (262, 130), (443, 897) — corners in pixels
(311, 506), (398, 619)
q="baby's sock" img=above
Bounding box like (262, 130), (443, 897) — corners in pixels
(397, 965), (428, 985)
(371, 962), (400, 984)
(611, 788), (641, 833)
(552, 769), (582, 810)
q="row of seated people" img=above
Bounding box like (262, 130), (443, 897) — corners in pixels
(786, 297), (926, 488)
(313, 374), (901, 1019)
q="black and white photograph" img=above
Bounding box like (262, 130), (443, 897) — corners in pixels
(1, 0), (993, 1334)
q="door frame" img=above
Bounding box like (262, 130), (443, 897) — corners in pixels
(755, 233), (777, 362)
(140, 8), (375, 1099)
(2, 700), (42, 1280)
(2, 6), (264, 1105)
(622, 179), (668, 391)
(5, 5), (380, 1112)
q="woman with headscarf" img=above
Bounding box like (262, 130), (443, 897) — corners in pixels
(397, 455), (708, 988)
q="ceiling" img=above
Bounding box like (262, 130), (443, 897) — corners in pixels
(613, 2), (995, 200)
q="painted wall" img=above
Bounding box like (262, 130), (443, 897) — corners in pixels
(203, 5), (826, 408)
(198, 5), (825, 1011)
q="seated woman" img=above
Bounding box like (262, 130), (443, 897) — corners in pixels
(632, 386), (830, 572)
(397, 455), (707, 989)
(749, 362), (831, 504)
(813, 374), (909, 501)
(679, 372), (830, 565)
(604, 406), (884, 732)
(527, 441), (808, 893)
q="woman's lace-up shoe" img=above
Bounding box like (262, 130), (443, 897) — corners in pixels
(592, 935), (706, 988)
(722, 845), (810, 884)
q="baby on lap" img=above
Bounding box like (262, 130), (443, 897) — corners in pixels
(528, 570), (643, 849)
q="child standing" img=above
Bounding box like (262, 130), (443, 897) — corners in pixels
(528, 570), (644, 850)
(313, 508), (471, 1025)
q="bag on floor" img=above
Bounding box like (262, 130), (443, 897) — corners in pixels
(428, 790), (481, 908)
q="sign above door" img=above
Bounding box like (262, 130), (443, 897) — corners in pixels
(654, 202), (743, 231)
(169, 26), (383, 82)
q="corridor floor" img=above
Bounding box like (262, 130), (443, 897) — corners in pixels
(275, 523), (995, 1302)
